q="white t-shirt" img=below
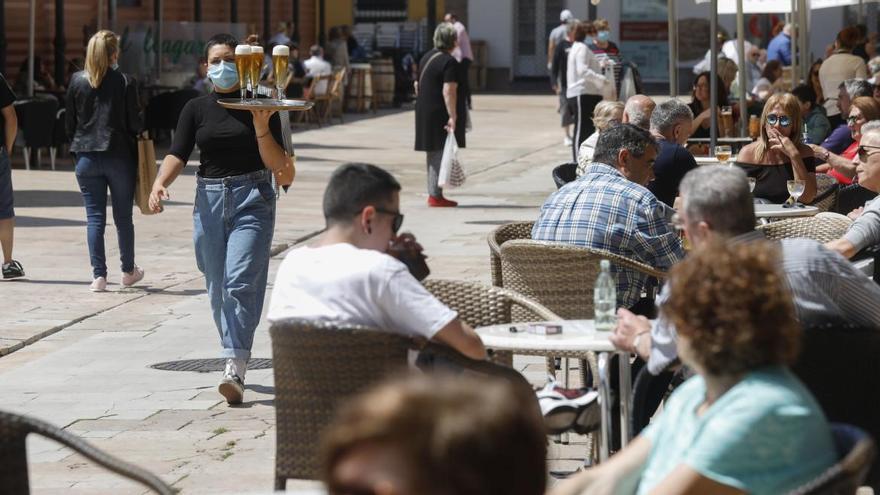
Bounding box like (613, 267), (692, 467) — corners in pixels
(819, 51), (868, 117)
(267, 243), (457, 340)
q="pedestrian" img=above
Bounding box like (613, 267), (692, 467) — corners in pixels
(819, 27), (868, 128)
(65, 30), (143, 292)
(148, 33), (294, 405)
(548, 9), (574, 71)
(0, 72), (23, 280)
(551, 21), (576, 147)
(445, 12), (473, 110)
(567, 20), (610, 162)
(588, 18), (622, 94)
(414, 22), (466, 208)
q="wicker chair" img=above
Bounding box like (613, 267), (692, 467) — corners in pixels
(809, 174), (840, 213)
(487, 221), (534, 287)
(788, 423), (876, 495)
(0, 410), (174, 495)
(756, 213), (852, 243)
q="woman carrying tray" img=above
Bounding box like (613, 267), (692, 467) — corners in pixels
(148, 33), (294, 405)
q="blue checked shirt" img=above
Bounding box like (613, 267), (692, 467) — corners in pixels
(532, 163), (684, 308)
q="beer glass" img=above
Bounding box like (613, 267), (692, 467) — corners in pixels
(720, 106), (733, 137)
(272, 45), (290, 100)
(234, 45), (252, 103)
(714, 145), (732, 166)
(250, 46), (264, 98)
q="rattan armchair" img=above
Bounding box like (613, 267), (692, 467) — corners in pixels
(809, 174), (840, 213)
(788, 423), (876, 495)
(487, 221), (534, 287)
(0, 410), (174, 495)
(756, 213), (852, 243)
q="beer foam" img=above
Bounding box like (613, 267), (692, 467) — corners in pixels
(235, 45), (252, 55)
(273, 45), (289, 56)
(252, 46), (264, 54)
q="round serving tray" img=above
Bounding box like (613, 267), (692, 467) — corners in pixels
(217, 98), (314, 111)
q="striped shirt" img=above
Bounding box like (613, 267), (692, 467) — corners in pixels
(648, 231), (880, 375)
(532, 163), (684, 309)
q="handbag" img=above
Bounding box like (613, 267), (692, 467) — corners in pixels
(134, 131), (158, 215)
(438, 131), (466, 189)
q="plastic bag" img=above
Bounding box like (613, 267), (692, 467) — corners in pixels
(438, 132), (466, 188)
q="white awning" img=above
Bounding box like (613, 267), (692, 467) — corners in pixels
(694, 0), (876, 14)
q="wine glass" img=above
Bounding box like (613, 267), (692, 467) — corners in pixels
(714, 145), (732, 166)
(786, 179), (806, 208)
(234, 44), (252, 103)
(748, 177), (756, 193)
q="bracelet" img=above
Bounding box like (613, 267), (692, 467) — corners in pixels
(632, 330), (650, 354)
(256, 130), (270, 140)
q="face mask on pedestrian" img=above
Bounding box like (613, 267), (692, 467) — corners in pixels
(597, 31), (610, 42)
(111, 62), (119, 70)
(207, 61), (238, 90)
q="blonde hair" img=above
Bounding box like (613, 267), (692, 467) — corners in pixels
(84, 30), (119, 88)
(592, 100), (624, 131)
(755, 92), (803, 161)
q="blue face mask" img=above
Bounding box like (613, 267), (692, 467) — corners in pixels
(207, 61), (238, 90)
(111, 63), (119, 70)
(597, 31), (610, 42)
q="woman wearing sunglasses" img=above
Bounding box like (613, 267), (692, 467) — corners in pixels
(736, 93), (817, 204)
(811, 96), (880, 185)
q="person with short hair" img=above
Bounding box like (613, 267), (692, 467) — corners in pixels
(551, 20), (577, 147)
(812, 95), (880, 184)
(819, 27), (868, 128)
(533, 124), (683, 311)
(547, 9), (574, 70)
(588, 18), (622, 93)
(821, 78), (873, 154)
(622, 94), (655, 130)
(303, 44), (333, 96)
(792, 84), (831, 144)
(566, 21), (608, 162)
(752, 59), (783, 100)
(767, 22), (794, 65)
(0, 71), (22, 280)
(268, 163), (486, 360)
(575, 99), (623, 174)
(648, 99), (697, 207)
(322, 374), (545, 495)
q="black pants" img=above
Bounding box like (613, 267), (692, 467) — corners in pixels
(569, 94), (602, 162)
(459, 58), (473, 109)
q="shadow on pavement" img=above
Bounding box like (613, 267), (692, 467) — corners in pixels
(10, 279), (92, 285)
(15, 216), (87, 227)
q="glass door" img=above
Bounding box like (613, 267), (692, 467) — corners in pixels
(514, 0), (564, 77)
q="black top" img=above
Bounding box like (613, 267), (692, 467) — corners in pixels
(0, 75), (15, 148)
(414, 49), (466, 152)
(648, 139), (697, 207)
(66, 69), (143, 154)
(736, 157), (818, 203)
(551, 39), (572, 89)
(169, 91), (283, 178)
(688, 100), (711, 139)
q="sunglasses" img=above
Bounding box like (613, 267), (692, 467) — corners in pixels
(374, 207), (404, 233)
(847, 115), (863, 124)
(766, 114), (791, 127)
(858, 144), (880, 161)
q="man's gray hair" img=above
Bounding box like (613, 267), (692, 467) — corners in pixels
(861, 119), (880, 139)
(650, 99), (694, 134)
(624, 95), (655, 129)
(593, 123), (658, 166)
(433, 22), (458, 51)
(679, 166), (756, 237)
(840, 78), (874, 99)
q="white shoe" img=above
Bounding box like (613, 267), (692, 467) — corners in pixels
(90, 277), (107, 292)
(563, 136), (573, 146)
(121, 266), (144, 287)
(219, 358), (247, 405)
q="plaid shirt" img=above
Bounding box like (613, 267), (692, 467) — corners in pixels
(532, 163), (684, 308)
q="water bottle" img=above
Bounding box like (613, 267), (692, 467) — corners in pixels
(594, 260), (617, 332)
(803, 123), (811, 144)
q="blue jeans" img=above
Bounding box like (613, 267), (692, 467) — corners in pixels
(194, 169), (276, 361)
(75, 151), (136, 278)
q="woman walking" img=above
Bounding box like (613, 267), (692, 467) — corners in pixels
(415, 22), (466, 207)
(567, 20), (607, 162)
(66, 30), (144, 292)
(149, 33), (294, 405)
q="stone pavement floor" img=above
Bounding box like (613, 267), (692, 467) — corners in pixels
(1, 94), (593, 493)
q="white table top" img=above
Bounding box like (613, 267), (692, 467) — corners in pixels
(754, 203), (819, 218)
(475, 320), (617, 353)
(695, 156), (722, 165)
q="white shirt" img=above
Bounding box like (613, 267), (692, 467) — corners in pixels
(267, 243), (457, 340)
(566, 41), (606, 98)
(819, 51), (868, 117)
(693, 40), (753, 74)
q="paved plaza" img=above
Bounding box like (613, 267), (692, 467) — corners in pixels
(0, 94), (593, 493)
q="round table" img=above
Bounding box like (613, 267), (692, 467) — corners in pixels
(475, 320), (633, 462)
(754, 203), (819, 219)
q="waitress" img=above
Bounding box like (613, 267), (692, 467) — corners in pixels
(148, 33), (294, 405)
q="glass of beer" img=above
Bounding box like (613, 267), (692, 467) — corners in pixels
(720, 106), (734, 137)
(234, 44), (252, 103)
(272, 45), (290, 100)
(714, 145), (732, 166)
(250, 46), (264, 98)
(748, 115), (760, 139)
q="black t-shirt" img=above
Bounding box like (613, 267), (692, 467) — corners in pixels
(648, 139), (698, 207)
(414, 49), (466, 151)
(169, 91), (283, 178)
(0, 74), (16, 148)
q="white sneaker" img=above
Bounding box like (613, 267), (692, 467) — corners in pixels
(563, 136), (573, 146)
(121, 266), (144, 287)
(90, 277), (107, 292)
(218, 358), (247, 405)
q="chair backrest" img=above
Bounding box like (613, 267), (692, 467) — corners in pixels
(788, 423), (877, 494)
(487, 221), (535, 287)
(756, 214), (852, 244)
(270, 319), (413, 483)
(329, 68), (346, 99)
(835, 183), (878, 216)
(423, 278), (562, 328)
(0, 409), (174, 494)
(552, 163), (578, 189)
(810, 174), (840, 213)
(14, 98), (58, 147)
(309, 74), (334, 98)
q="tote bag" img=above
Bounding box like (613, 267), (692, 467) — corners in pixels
(134, 132), (158, 215)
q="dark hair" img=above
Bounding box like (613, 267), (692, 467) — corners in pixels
(593, 123), (657, 166)
(446, 12), (458, 21)
(328, 26), (342, 41)
(691, 71), (729, 114)
(573, 21), (590, 42)
(761, 59), (783, 81)
(323, 163), (401, 226)
(310, 44), (323, 57)
(204, 33), (238, 59)
(838, 26), (862, 50)
(792, 84), (817, 108)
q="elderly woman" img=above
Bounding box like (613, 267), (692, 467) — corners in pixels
(414, 22), (466, 207)
(576, 100), (623, 175)
(812, 96), (880, 185)
(736, 93), (818, 204)
(551, 240), (836, 495)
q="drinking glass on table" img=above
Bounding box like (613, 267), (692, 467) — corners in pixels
(787, 179), (806, 207)
(272, 45), (290, 100)
(714, 145), (732, 166)
(748, 177), (756, 193)
(234, 44), (252, 103)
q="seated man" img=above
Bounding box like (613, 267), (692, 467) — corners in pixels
(647, 99), (697, 207)
(267, 163), (486, 361)
(303, 44), (333, 95)
(611, 165), (880, 376)
(820, 79), (872, 155)
(622, 94), (656, 130)
(827, 122), (880, 258)
(533, 123), (683, 311)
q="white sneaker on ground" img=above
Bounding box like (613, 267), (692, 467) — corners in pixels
(121, 266), (144, 287)
(563, 136), (573, 146)
(218, 358), (248, 405)
(90, 277), (107, 292)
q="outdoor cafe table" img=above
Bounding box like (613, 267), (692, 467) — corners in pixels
(754, 203), (819, 219)
(474, 319), (633, 462)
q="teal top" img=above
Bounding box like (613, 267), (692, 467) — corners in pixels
(637, 366), (835, 495)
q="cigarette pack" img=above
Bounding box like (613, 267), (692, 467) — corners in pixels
(527, 324), (563, 335)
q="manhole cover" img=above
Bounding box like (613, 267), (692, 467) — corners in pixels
(150, 358), (273, 373)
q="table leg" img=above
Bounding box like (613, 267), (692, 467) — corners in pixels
(618, 352), (632, 447)
(597, 352), (611, 462)
(562, 357), (571, 444)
